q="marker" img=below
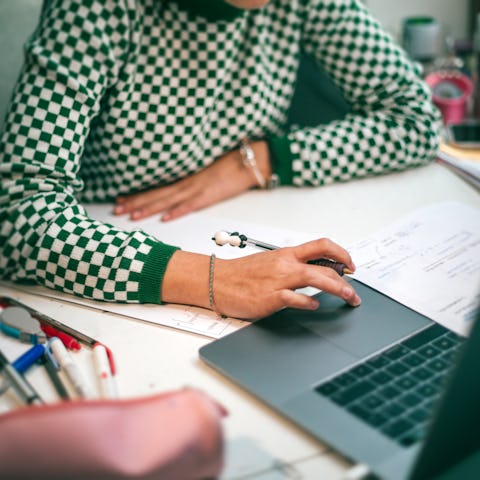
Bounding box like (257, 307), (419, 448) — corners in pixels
(213, 231), (353, 276)
(0, 298), (96, 346)
(0, 347), (44, 405)
(42, 347), (70, 400)
(41, 324), (81, 351)
(2, 297), (117, 374)
(49, 337), (94, 399)
(12, 344), (46, 374)
(93, 343), (118, 398)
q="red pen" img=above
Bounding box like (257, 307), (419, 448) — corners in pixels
(40, 324), (81, 351)
(94, 342), (117, 375)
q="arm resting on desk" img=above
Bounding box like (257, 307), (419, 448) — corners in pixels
(0, 387), (226, 480)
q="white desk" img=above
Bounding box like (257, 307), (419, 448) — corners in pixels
(1, 163), (479, 479)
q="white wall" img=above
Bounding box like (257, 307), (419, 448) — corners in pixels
(366, 0), (470, 46)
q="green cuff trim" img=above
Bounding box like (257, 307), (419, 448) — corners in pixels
(138, 242), (180, 304)
(175, 0), (244, 21)
(267, 136), (294, 185)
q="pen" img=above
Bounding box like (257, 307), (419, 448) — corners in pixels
(1, 297), (116, 374)
(213, 230), (353, 276)
(5, 344), (45, 397)
(42, 347), (71, 400)
(1, 298), (96, 346)
(12, 344), (46, 374)
(49, 337), (94, 399)
(41, 324), (81, 351)
(0, 347), (44, 405)
(93, 343), (118, 398)
(39, 313), (117, 374)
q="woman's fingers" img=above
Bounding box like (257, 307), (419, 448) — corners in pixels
(114, 148), (256, 221)
(212, 246), (361, 319)
(275, 289), (320, 311)
(161, 200), (200, 221)
(293, 263), (361, 306)
(115, 186), (170, 212)
(294, 238), (356, 272)
(114, 181), (198, 220)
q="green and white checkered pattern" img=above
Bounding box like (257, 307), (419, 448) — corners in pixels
(0, 0), (441, 303)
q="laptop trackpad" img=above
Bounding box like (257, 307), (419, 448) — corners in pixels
(296, 280), (431, 358)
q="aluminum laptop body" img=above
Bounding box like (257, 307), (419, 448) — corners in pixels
(199, 279), (480, 479)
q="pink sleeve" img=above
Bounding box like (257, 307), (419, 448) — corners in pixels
(0, 387), (226, 479)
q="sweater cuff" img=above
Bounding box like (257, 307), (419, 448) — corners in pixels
(138, 241), (180, 304)
(266, 136), (294, 185)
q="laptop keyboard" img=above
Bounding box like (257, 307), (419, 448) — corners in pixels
(314, 323), (463, 447)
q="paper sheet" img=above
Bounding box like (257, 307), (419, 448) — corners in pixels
(348, 201), (480, 336)
(436, 143), (480, 190)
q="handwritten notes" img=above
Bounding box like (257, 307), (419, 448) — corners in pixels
(349, 201), (480, 336)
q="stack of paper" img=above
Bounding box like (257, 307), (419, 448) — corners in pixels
(437, 143), (480, 189)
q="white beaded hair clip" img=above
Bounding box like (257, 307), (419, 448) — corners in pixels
(212, 231), (248, 248)
(212, 231), (279, 251)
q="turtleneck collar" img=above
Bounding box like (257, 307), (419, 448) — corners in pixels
(174, 0), (245, 21)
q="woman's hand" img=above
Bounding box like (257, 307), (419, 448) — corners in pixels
(114, 141), (271, 222)
(162, 238), (361, 320)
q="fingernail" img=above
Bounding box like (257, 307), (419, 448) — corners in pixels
(114, 205), (125, 214)
(131, 210), (141, 219)
(309, 298), (319, 310)
(351, 294), (362, 307)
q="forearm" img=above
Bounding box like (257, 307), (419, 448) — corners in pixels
(161, 251), (211, 309)
(265, 0), (442, 187)
(268, 96), (441, 187)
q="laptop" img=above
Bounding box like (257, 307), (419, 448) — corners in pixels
(199, 279), (480, 479)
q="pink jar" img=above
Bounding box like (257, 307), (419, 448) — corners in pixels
(425, 71), (473, 125)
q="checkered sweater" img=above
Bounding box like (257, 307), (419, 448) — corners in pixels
(0, 0), (441, 303)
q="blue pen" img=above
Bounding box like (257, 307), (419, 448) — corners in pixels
(0, 348), (44, 405)
(12, 344), (46, 374)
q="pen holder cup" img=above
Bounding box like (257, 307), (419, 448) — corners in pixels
(425, 71), (473, 125)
